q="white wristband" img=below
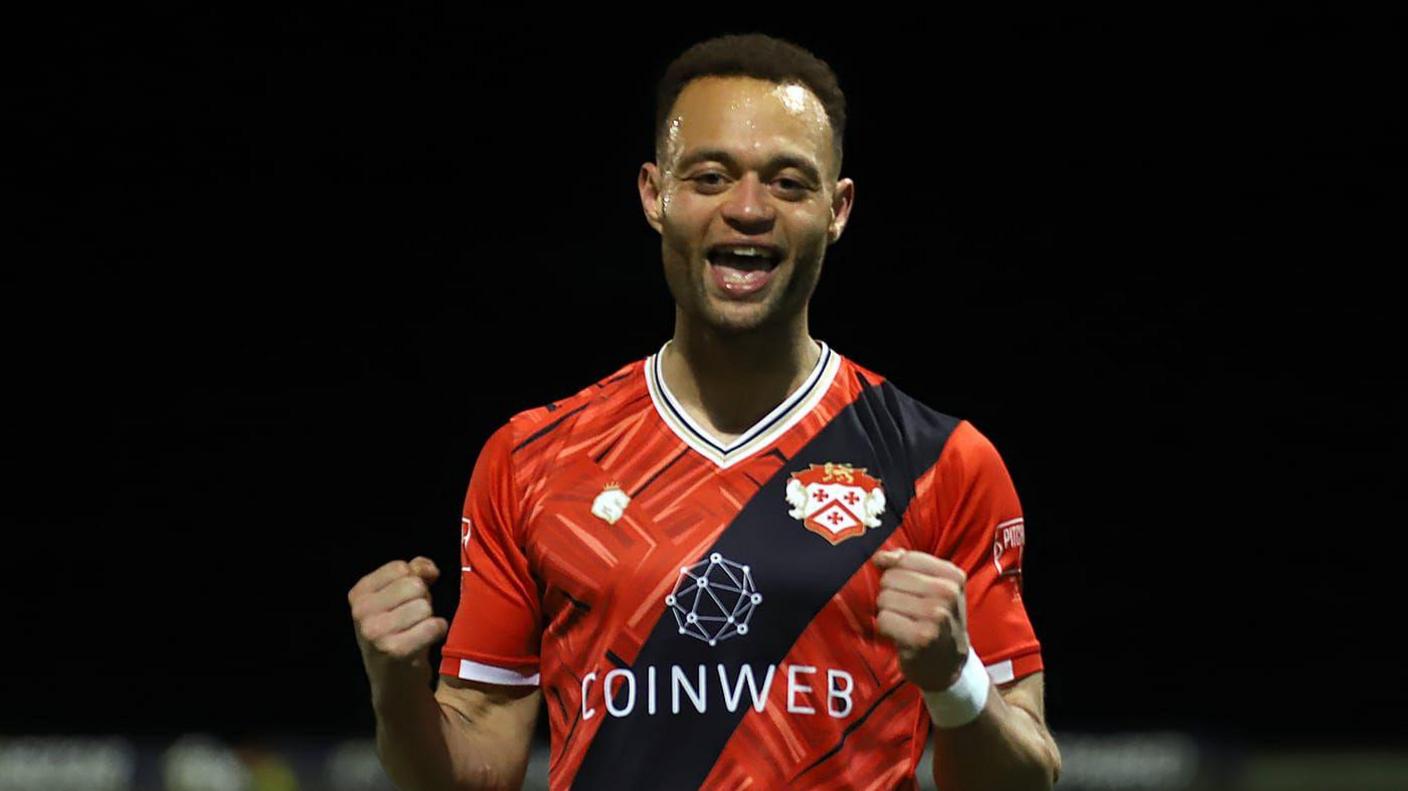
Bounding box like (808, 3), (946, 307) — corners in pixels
(922, 647), (990, 728)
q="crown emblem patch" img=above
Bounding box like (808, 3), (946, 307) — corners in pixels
(785, 463), (886, 545)
(591, 483), (630, 525)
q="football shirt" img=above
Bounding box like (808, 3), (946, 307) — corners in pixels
(440, 342), (1042, 789)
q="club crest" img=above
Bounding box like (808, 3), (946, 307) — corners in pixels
(785, 463), (886, 545)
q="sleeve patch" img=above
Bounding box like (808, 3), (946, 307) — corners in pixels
(992, 517), (1025, 582)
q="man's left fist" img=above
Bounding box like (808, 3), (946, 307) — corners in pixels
(872, 548), (970, 692)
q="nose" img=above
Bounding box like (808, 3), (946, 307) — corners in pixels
(720, 173), (775, 232)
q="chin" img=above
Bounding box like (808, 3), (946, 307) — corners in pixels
(696, 300), (789, 336)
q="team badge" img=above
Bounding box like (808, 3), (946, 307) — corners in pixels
(591, 482), (630, 525)
(785, 463), (886, 545)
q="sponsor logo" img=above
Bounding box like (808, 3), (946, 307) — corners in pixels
(580, 663), (855, 720)
(591, 483), (630, 525)
(992, 517), (1025, 580)
(667, 553), (760, 646)
(785, 463), (886, 545)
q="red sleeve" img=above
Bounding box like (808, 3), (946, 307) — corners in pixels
(438, 422), (543, 684)
(930, 421), (1043, 684)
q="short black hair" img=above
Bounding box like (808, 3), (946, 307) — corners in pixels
(655, 33), (847, 174)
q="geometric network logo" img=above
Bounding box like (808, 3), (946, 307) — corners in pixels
(665, 552), (762, 646)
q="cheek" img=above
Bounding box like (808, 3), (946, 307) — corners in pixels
(785, 211), (834, 253)
(659, 219), (691, 258)
(659, 202), (710, 253)
(658, 174), (703, 223)
(660, 181), (679, 217)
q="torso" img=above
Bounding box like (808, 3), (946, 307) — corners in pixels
(508, 343), (960, 789)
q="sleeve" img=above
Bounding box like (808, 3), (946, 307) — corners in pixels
(929, 420), (1043, 685)
(437, 422), (544, 685)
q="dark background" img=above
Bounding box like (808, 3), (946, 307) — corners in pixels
(10, 10), (1402, 750)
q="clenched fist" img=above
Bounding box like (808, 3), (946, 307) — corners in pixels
(872, 548), (970, 692)
(348, 557), (449, 675)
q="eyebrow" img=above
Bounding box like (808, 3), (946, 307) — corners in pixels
(674, 148), (824, 185)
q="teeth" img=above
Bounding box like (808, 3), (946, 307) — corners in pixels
(715, 246), (770, 258)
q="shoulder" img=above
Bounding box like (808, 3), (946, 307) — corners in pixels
(489, 355), (651, 463)
(463, 357), (650, 515)
(938, 421), (1008, 475)
(835, 353), (966, 464)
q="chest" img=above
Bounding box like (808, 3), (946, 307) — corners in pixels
(519, 435), (921, 665)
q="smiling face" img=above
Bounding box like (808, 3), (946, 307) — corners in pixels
(640, 76), (854, 336)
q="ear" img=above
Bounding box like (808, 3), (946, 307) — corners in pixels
(638, 162), (664, 234)
(828, 177), (855, 244)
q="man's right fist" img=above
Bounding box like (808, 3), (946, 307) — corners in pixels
(348, 556), (449, 670)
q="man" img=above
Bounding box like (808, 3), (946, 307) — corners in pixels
(349, 33), (1061, 790)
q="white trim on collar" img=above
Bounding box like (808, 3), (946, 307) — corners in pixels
(645, 340), (840, 470)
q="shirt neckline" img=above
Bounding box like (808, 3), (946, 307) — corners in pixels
(645, 339), (840, 470)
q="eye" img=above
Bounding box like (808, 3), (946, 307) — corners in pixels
(692, 172), (728, 191)
(772, 177), (809, 197)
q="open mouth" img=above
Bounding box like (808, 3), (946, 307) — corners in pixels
(706, 244), (782, 296)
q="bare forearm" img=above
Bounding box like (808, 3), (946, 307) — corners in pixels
(928, 684), (1061, 791)
(371, 664), (518, 791)
(349, 558), (529, 790)
(371, 661), (463, 791)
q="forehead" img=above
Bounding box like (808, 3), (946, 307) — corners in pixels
(664, 76), (834, 170)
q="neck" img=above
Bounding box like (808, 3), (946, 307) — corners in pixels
(661, 309), (821, 437)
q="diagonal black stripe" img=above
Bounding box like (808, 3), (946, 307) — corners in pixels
(590, 429), (627, 464)
(547, 684), (568, 722)
(561, 707), (583, 761)
(570, 379), (959, 790)
(793, 679), (907, 780)
(628, 448), (688, 498)
(562, 590), (592, 612)
(512, 403), (589, 453)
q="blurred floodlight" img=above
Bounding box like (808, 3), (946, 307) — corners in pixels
(161, 735), (251, 791)
(325, 739), (394, 790)
(0, 737), (134, 791)
(1056, 731), (1201, 789)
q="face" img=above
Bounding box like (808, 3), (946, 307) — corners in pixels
(639, 77), (855, 335)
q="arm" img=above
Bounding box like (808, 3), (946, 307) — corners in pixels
(371, 669), (539, 791)
(929, 672), (1060, 790)
(351, 557), (540, 791)
(872, 550), (1060, 791)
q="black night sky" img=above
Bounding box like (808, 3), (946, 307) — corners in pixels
(10, 10), (1403, 750)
